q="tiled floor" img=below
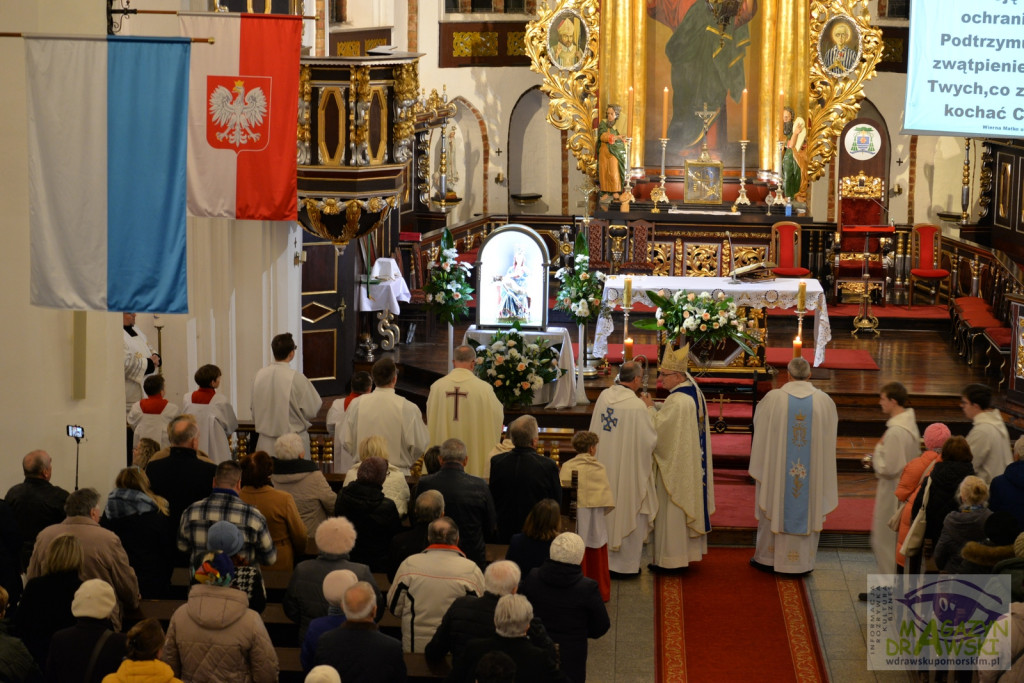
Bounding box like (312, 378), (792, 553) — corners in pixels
(586, 546), (920, 682)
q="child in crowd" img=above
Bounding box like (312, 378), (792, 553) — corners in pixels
(558, 431), (615, 602)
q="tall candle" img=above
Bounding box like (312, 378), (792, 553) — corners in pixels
(661, 87), (669, 139)
(797, 280), (806, 311)
(624, 337), (634, 361)
(778, 90), (785, 140)
(627, 86), (634, 135)
(741, 88), (748, 140)
(792, 336), (802, 359)
(623, 277), (632, 304)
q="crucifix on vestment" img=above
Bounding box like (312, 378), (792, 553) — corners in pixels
(446, 386), (468, 420)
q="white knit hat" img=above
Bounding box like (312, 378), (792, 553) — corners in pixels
(549, 532), (586, 565)
(305, 665), (341, 683)
(72, 579), (117, 619)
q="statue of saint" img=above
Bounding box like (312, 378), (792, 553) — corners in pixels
(597, 104), (627, 199)
(781, 106), (807, 200)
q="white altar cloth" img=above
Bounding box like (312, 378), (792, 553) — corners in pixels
(357, 262), (411, 315)
(595, 276), (831, 367)
(463, 325), (577, 409)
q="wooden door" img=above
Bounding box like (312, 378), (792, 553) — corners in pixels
(300, 235), (357, 397)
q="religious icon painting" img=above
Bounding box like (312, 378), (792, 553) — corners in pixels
(547, 9), (587, 72)
(817, 14), (862, 79)
(475, 224), (551, 330)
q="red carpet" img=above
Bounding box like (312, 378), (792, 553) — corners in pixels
(766, 347), (879, 370)
(655, 548), (828, 682)
(709, 470), (873, 533)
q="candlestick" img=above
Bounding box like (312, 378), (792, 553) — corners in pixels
(797, 281), (806, 311)
(792, 336), (802, 359)
(624, 337), (634, 361)
(651, 138), (670, 213)
(741, 88), (748, 140)
(732, 140), (750, 211)
(661, 87), (669, 139)
(623, 277), (632, 304)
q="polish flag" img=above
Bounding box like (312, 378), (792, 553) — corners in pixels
(179, 13), (300, 221)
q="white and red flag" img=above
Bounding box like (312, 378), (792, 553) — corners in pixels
(179, 12), (300, 220)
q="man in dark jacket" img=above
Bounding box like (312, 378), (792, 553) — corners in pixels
(520, 533), (610, 683)
(489, 416), (562, 543)
(416, 439), (496, 567)
(146, 415), (217, 528)
(6, 450), (69, 571)
(425, 560), (553, 663)
(447, 594), (566, 683)
(44, 579), (128, 683)
(990, 437), (1024, 529)
(387, 489), (444, 581)
(314, 581), (406, 683)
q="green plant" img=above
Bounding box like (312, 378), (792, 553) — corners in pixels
(423, 228), (474, 325)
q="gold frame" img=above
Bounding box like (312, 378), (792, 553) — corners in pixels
(683, 160), (723, 205)
(525, 0), (600, 181)
(805, 2), (883, 181)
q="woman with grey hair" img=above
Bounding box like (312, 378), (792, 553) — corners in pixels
(270, 433), (336, 538)
(446, 595), (564, 683)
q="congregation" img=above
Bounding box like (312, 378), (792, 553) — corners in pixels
(6, 325), (1024, 682)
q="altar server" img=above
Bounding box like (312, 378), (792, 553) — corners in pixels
(183, 364), (238, 464)
(749, 357), (838, 574)
(642, 346), (714, 570)
(251, 333), (322, 454)
(341, 357), (429, 475)
(426, 345), (504, 478)
(587, 361), (658, 576)
(867, 381), (920, 576)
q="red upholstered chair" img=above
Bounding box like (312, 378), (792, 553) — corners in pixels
(770, 221), (810, 278)
(907, 224), (949, 308)
(834, 172), (888, 303)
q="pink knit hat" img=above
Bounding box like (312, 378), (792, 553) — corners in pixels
(923, 423), (951, 452)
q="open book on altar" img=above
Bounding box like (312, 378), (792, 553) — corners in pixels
(728, 261), (777, 282)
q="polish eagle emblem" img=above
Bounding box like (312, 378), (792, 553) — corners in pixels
(208, 79), (268, 148)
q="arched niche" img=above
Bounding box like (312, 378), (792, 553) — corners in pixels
(508, 86), (562, 215)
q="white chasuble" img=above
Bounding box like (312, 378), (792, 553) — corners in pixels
(426, 368), (504, 478)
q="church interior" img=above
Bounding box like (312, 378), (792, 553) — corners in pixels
(4, 0), (1024, 679)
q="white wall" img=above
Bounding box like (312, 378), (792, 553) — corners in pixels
(0, 0), (305, 501)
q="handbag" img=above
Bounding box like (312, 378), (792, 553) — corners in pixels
(888, 461), (937, 533)
(900, 476), (933, 557)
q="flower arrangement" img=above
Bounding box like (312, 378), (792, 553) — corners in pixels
(635, 289), (759, 355)
(423, 228), (474, 325)
(553, 233), (608, 325)
(474, 325), (562, 407)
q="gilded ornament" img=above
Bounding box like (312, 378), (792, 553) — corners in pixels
(525, 0), (600, 180)
(805, 1), (884, 182)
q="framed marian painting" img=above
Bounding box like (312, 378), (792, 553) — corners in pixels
(475, 224), (550, 330)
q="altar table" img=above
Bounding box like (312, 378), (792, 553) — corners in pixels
(463, 325), (577, 409)
(594, 276), (831, 367)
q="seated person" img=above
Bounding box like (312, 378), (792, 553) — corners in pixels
(334, 457), (401, 573)
(299, 569), (358, 673)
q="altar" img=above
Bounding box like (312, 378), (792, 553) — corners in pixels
(463, 325), (577, 409)
(594, 276), (832, 367)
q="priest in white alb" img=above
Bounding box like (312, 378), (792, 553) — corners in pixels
(341, 356), (429, 474)
(251, 332), (323, 454)
(642, 345), (714, 570)
(749, 357), (838, 575)
(588, 360), (658, 575)
(123, 312), (161, 415)
(426, 345), (504, 478)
